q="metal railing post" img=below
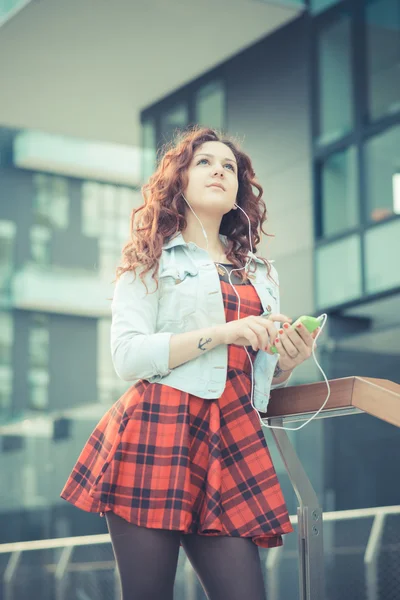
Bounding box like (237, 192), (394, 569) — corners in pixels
(364, 513), (385, 600)
(269, 417), (325, 600)
(3, 550), (21, 600)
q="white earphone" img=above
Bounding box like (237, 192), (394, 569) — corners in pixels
(181, 193), (330, 431)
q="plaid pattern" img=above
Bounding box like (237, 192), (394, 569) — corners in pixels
(60, 278), (293, 548)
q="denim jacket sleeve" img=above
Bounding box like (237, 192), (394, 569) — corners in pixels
(110, 270), (173, 381)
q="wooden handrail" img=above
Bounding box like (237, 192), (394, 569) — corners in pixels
(262, 376), (400, 428)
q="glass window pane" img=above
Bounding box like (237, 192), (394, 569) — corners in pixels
(29, 315), (49, 369)
(81, 182), (101, 237)
(160, 104), (188, 145)
(0, 220), (16, 292)
(195, 80), (225, 130)
(366, 0), (400, 121)
(51, 177), (70, 229)
(0, 311), (13, 366)
(28, 369), (49, 411)
(0, 365), (12, 417)
(142, 119), (157, 182)
(365, 125), (400, 222)
(316, 235), (362, 308)
(33, 173), (52, 228)
(317, 14), (353, 145)
(365, 219), (400, 293)
(321, 146), (358, 236)
(30, 225), (51, 265)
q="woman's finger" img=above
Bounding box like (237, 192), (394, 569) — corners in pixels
(276, 333), (301, 359)
(261, 313), (292, 324)
(244, 329), (259, 351)
(283, 326), (310, 352)
(248, 323), (269, 351)
(290, 322), (313, 345)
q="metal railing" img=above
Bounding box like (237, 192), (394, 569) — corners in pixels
(1, 505), (399, 600)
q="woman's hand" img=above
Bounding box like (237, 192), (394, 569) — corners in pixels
(220, 314), (292, 352)
(271, 321), (320, 371)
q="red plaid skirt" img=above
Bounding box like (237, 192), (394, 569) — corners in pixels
(61, 279), (293, 548)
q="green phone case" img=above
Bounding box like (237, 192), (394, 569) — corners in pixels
(269, 315), (321, 354)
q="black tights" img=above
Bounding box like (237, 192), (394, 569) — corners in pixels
(106, 512), (267, 600)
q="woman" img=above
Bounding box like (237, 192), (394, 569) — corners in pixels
(61, 127), (317, 600)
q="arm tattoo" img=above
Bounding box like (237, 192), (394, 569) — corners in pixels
(198, 337), (212, 351)
(273, 363), (292, 378)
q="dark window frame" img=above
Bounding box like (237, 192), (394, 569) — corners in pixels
(312, 0), (400, 311)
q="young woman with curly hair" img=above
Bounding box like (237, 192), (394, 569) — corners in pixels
(61, 127), (317, 600)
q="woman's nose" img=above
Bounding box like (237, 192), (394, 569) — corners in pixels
(213, 165), (224, 176)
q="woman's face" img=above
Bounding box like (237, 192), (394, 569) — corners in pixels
(182, 141), (239, 216)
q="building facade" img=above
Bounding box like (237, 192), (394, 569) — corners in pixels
(0, 0), (399, 597)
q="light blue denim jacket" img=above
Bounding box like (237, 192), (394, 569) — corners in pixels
(110, 233), (289, 412)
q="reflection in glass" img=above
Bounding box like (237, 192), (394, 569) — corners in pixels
(317, 14), (353, 145)
(365, 125), (400, 222)
(365, 219), (400, 293)
(195, 81), (225, 130)
(321, 146), (358, 237)
(316, 235), (362, 308)
(160, 104), (188, 144)
(366, 0), (400, 121)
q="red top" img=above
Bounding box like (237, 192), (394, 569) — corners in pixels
(61, 274), (293, 548)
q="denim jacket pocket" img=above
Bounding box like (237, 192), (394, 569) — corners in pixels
(158, 266), (198, 322)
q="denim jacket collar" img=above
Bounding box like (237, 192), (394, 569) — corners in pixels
(162, 232), (265, 265)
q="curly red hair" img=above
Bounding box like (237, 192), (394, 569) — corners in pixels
(116, 126), (273, 291)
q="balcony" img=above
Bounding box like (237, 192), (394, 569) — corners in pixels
(10, 263), (113, 318)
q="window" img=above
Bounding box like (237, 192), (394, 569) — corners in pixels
(81, 182), (141, 278)
(142, 119), (157, 183)
(0, 220), (16, 293)
(195, 81), (225, 130)
(365, 125), (400, 222)
(316, 235), (362, 308)
(0, 311), (13, 366)
(33, 174), (69, 229)
(28, 314), (49, 411)
(320, 146), (358, 237)
(317, 13), (353, 145)
(366, 0), (400, 121)
(365, 219), (400, 293)
(0, 311), (13, 418)
(30, 225), (51, 265)
(160, 104), (188, 145)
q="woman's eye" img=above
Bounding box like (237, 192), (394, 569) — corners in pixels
(197, 158), (235, 172)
